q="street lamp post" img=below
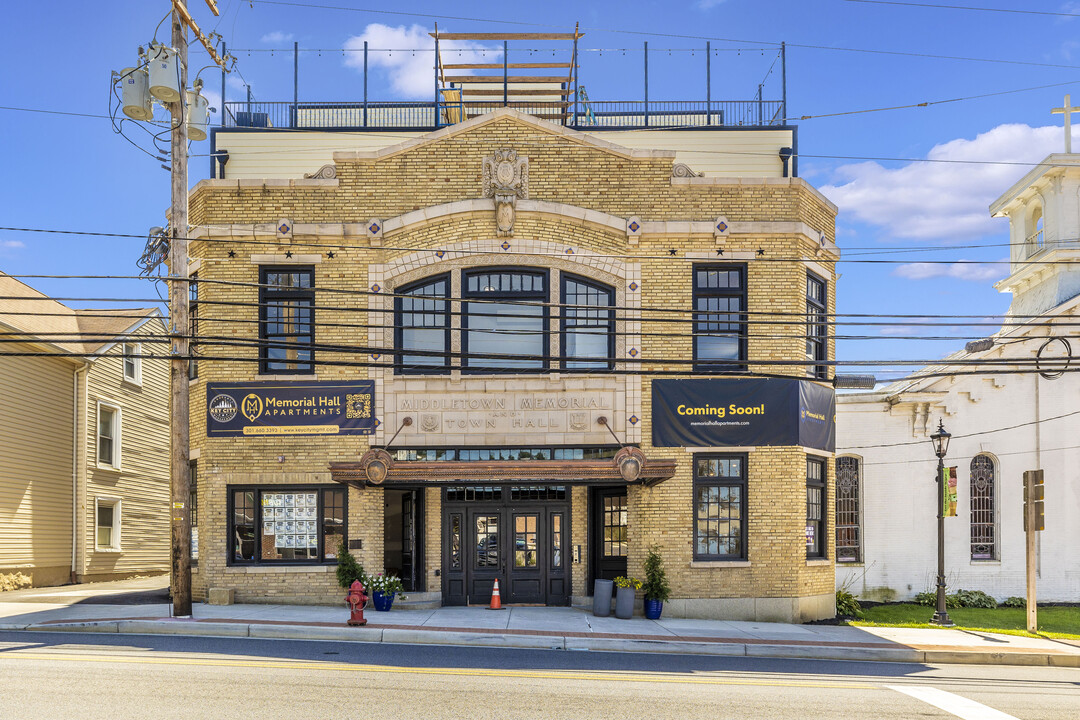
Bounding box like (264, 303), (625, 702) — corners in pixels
(930, 419), (953, 626)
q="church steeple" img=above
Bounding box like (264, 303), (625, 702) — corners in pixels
(988, 97), (1080, 317)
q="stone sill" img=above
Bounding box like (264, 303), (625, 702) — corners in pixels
(225, 565), (336, 574)
(970, 560), (1002, 566)
(806, 559), (831, 566)
(689, 560), (751, 569)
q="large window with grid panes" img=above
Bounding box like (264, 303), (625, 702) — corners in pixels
(692, 454), (747, 560)
(806, 457), (827, 558)
(259, 266), (314, 374)
(692, 264), (747, 372)
(393, 268), (616, 374)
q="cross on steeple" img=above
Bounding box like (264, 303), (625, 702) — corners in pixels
(1051, 94), (1079, 154)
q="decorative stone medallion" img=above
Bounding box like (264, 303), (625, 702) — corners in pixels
(481, 149), (529, 237)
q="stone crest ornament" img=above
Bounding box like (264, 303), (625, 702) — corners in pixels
(481, 149), (529, 237)
(303, 163), (337, 179)
(420, 413), (441, 433)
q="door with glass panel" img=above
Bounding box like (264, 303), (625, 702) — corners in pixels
(590, 487), (628, 587)
(467, 510), (502, 604)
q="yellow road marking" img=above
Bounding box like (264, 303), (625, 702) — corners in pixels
(0, 651), (875, 690)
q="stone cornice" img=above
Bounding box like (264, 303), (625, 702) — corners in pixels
(989, 155), (1080, 217)
(191, 201), (838, 253)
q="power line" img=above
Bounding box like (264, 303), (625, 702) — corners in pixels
(839, 0), (1080, 19)
(6, 225), (1080, 269)
(247, 0), (1080, 70)
(841, 408), (1080, 452)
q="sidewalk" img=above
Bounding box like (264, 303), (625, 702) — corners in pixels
(2, 578), (1077, 667)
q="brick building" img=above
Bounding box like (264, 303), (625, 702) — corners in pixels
(186, 38), (840, 621)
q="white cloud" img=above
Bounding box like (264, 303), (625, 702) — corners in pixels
(893, 260), (1005, 282)
(696, 0), (727, 8)
(820, 123), (1076, 241)
(260, 31), (294, 44)
(879, 325), (917, 336)
(343, 23), (500, 99)
(0, 240), (24, 249)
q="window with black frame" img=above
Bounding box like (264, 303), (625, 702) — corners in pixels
(259, 267), (314, 374)
(464, 269), (547, 371)
(188, 272), (199, 380)
(806, 457), (827, 558)
(835, 456), (861, 563)
(970, 455), (996, 560)
(693, 265), (747, 371)
(228, 486), (345, 564)
(806, 272), (828, 379)
(561, 274), (614, 370)
(395, 274), (450, 373)
(693, 454), (747, 560)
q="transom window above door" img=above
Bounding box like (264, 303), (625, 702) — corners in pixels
(393, 267), (617, 375)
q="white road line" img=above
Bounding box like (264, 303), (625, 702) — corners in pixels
(887, 685), (1020, 720)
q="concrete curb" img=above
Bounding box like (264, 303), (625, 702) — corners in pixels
(9, 620), (1079, 667)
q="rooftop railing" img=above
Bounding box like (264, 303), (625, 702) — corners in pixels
(222, 98), (787, 131)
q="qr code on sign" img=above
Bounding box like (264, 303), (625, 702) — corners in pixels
(346, 393), (372, 419)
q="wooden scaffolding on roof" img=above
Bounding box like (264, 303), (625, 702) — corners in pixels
(431, 24), (583, 126)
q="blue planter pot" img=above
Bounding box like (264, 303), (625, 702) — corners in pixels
(644, 598), (663, 620)
(372, 591), (395, 612)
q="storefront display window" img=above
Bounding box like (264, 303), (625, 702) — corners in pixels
(228, 486), (345, 564)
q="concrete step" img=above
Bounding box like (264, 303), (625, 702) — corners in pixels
(383, 592), (441, 611)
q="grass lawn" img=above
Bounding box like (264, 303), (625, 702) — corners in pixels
(849, 604), (1080, 640)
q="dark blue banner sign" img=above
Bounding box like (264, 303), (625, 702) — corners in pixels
(206, 381), (375, 437)
(651, 379), (835, 452)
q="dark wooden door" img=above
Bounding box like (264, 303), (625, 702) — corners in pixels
(468, 509), (502, 604)
(590, 487), (627, 591)
(506, 511), (543, 603)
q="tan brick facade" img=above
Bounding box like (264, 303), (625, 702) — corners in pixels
(188, 110), (839, 622)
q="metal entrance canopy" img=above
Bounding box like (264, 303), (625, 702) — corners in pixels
(329, 448), (676, 489)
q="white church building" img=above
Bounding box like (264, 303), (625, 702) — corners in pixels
(835, 133), (1080, 603)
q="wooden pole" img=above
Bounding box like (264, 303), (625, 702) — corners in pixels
(1025, 470), (1038, 633)
(169, 4), (193, 618)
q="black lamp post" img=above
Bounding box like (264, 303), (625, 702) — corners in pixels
(929, 419), (953, 626)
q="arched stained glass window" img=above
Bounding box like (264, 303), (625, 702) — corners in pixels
(970, 455), (996, 560)
(835, 456), (861, 563)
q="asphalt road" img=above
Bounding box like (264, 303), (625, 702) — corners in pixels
(1, 631), (1077, 719)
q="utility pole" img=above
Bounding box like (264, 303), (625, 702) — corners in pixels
(169, 3), (192, 618)
(1023, 469), (1045, 633)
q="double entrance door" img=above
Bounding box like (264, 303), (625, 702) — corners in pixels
(442, 487), (569, 606)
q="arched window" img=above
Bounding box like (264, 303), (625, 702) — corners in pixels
(835, 456), (861, 563)
(970, 455), (996, 560)
(395, 274), (450, 373)
(463, 269), (548, 371)
(1027, 206), (1044, 257)
(561, 274), (614, 370)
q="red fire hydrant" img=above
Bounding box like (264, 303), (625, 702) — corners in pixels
(345, 579), (368, 626)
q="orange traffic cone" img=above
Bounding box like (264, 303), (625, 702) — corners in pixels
(489, 578), (504, 610)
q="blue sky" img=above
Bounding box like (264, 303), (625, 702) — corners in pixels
(3, 1), (1079, 379)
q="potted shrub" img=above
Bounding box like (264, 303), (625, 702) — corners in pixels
(335, 540), (365, 591)
(365, 572), (406, 611)
(613, 576), (641, 619)
(641, 545), (671, 620)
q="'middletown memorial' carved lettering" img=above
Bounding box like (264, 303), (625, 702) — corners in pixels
(395, 392), (616, 435)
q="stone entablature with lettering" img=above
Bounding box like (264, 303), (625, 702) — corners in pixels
(380, 381), (632, 446)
